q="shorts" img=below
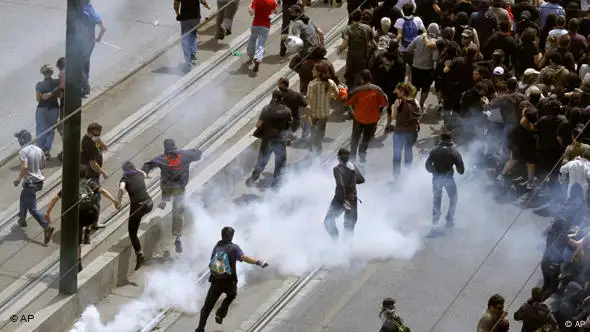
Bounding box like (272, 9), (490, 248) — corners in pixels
(411, 67), (434, 92)
(510, 145), (536, 164)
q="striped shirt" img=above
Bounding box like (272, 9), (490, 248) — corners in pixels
(306, 78), (338, 119)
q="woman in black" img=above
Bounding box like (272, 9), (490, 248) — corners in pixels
(116, 161), (153, 270)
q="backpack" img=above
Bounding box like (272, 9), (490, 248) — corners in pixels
(401, 17), (419, 48)
(209, 245), (232, 278)
(78, 179), (98, 212)
(396, 99), (423, 129)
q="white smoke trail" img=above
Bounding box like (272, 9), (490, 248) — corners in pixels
(70, 153), (455, 332)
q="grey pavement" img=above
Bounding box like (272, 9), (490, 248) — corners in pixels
(0, 3), (348, 326)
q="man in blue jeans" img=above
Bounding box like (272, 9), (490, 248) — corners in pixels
(80, 0), (106, 98)
(174, 0), (210, 71)
(13, 130), (54, 245)
(247, 0), (278, 72)
(425, 130), (464, 232)
(246, 90), (292, 188)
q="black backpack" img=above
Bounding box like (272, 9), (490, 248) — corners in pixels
(78, 179), (98, 212)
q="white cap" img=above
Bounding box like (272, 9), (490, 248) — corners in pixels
(524, 68), (540, 76)
(493, 67), (505, 76)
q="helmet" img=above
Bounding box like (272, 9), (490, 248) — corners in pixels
(284, 35), (304, 53)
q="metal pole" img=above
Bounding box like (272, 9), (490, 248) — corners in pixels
(60, 0), (83, 295)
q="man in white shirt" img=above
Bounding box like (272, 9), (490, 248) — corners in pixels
(13, 130), (54, 245)
(560, 155), (590, 201)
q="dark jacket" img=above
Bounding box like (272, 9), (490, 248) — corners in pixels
(257, 102), (293, 140)
(513, 299), (558, 332)
(142, 147), (202, 189)
(425, 140), (465, 177)
(333, 162), (365, 204)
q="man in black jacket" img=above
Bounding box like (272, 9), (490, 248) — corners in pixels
(514, 287), (558, 332)
(323, 148), (366, 240)
(196, 226), (268, 332)
(425, 130), (464, 230)
(246, 90), (292, 188)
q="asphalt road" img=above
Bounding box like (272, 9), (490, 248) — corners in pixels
(0, 3), (349, 327)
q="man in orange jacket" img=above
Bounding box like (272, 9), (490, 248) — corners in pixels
(344, 70), (388, 165)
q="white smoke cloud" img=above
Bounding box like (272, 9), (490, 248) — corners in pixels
(70, 149), (467, 332)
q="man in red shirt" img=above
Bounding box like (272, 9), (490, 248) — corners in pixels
(247, 0), (278, 72)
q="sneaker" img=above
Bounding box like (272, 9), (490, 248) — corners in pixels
(190, 54), (197, 66)
(216, 29), (225, 40)
(496, 174), (505, 182)
(252, 59), (260, 73)
(215, 315), (223, 324)
(135, 254), (145, 271)
(175, 237), (183, 253)
(43, 226), (55, 245)
(444, 221), (454, 228)
(18, 219), (27, 227)
(225, 28), (232, 36)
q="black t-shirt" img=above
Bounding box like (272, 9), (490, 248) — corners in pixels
(210, 241), (244, 284)
(580, 18), (590, 40)
(258, 103), (292, 140)
(454, 1), (476, 17)
(280, 89), (307, 117)
(36, 78), (60, 109)
(535, 115), (567, 149)
(179, 0), (201, 20)
(81, 135), (103, 180)
(484, 33), (518, 68)
(516, 42), (539, 77)
(511, 4), (539, 22)
(120, 171), (150, 204)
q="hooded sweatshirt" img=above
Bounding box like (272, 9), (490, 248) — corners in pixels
(141, 139), (202, 189)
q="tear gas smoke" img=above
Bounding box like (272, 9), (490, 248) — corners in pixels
(70, 139), (536, 332)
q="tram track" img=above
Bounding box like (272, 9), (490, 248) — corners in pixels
(0, 14), (347, 329)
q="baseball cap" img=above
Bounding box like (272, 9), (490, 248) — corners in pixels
(493, 67), (505, 76)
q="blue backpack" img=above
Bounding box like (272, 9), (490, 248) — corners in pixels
(401, 17), (419, 48)
(209, 246), (232, 278)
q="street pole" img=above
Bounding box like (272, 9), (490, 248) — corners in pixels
(60, 0), (83, 295)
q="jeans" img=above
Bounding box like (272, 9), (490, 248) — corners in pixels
(247, 25), (270, 62)
(392, 131), (418, 176)
(350, 120), (377, 162)
(19, 182), (48, 228)
(310, 117), (328, 155)
(35, 107), (60, 153)
(216, 0), (239, 35)
(81, 42), (95, 93)
(196, 279), (237, 331)
(253, 139), (287, 181)
(128, 200), (153, 254)
(181, 18), (201, 64)
(432, 176), (458, 223)
(280, 12), (293, 54)
(323, 197), (358, 239)
(161, 187), (186, 237)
